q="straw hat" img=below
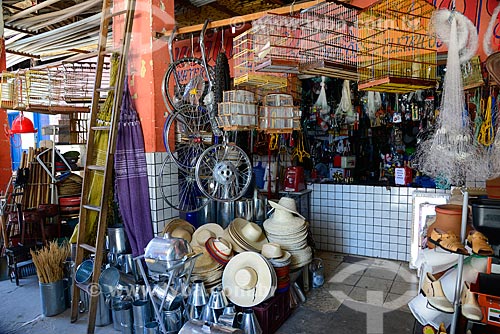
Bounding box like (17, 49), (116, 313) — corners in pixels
(230, 218), (268, 251)
(268, 197), (305, 220)
(222, 252), (276, 307)
(261, 243), (283, 259)
(486, 52), (500, 85)
(191, 223), (224, 247)
(163, 218), (195, 242)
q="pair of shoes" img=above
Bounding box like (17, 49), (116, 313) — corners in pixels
(461, 281), (483, 321)
(466, 231), (494, 256)
(428, 228), (469, 255)
(421, 272), (454, 313)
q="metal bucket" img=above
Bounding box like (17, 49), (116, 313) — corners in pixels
(95, 291), (112, 327)
(197, 198), (217, 225)
(107, 227), (130, 254)
(217, 201), (234, 228)
(40, 280), (66, 317)
(74, 259), (93, 285)
(234, 198), (254, 221)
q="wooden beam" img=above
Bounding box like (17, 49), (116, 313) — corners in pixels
(5, 49), (40, 59)
(155, 0), (321, 38)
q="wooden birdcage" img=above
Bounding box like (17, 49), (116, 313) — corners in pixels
(299, 1), (359, 80)
(233, 29), (288, 91)
(461, 56), (484, 90)
(357, 0), (437, 93)
(0, 72), (16, 109)
(258, 93), (301, 133)
(251, 13), (302, 74)
(217, 90), (258, 131)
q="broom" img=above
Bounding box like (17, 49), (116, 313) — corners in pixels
(30, 241), (70, 283)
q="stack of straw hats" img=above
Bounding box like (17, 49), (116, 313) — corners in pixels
(261, 242), (291, 293)
(263, 197), (312, 270)
(191, 245), (224, 290)
(222, 251), (277, 307)
(191, 223), (224, 247)
(223, 218), (268, 253)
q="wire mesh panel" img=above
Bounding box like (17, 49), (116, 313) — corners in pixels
(252, 13), (302, 74)
(233, 29), (288, 91)
(299, 1), (359, 80)
(357, 0), (437, 93)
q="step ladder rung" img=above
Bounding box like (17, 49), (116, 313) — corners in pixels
(82, 204), (101, 212)
(87, 165), (105, 172)
(79, 243), (96, 253)
(91, 125), (111, 131)
(96, 86), (115, 92)
(105, 9), (128, 19)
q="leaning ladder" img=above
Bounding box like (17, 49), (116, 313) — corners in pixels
(69, 0), (136, 333)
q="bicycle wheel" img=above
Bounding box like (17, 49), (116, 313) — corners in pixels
(165, 105), (213, 172)
(162, 57), (215, 113)
(195, 144), (252, 202)
(159, 153), (208, 213)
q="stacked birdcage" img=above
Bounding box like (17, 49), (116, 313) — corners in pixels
(251, 13), (302, 74)
(233, 28), (287, 91)
(357, 0), (437, 93)
(259, 93), (301, 133)
(217, 90), (258, 130)
(23, 69), (65, 106)
(0, 72), (16, 109)
(61, 62), (110, 102)
(299, 1), (359, 80)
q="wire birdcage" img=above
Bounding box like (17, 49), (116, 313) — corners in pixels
(217, 90), (258, 131)
(259, 93), (301, 133)
(0, 72), (16, 109)
(24, 69), (65, 106)
(299, 1), (359, 80)
(233, 29), (288, 91)
(357, 0), (437, 93)
(251, 13), (302, 74)
(461, 56), (484, 91)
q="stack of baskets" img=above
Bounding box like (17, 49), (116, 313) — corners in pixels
(217, 90), (258, 131)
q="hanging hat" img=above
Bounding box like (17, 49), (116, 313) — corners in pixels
(163, 218), (195, 243)
(230, 218), (268, 251)
(486, 52), (500, 85)
(191, 223), (224, 247)
(268, 197), (305, 220)
(222, 252), (276, 307)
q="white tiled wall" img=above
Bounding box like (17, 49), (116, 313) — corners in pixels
(145, 152), (179, 235)
(310, 184), (448, 262)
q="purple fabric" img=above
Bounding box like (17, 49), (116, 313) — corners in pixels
(114, 81), (153, 257)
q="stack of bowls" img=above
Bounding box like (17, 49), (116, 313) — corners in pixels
(191, 246), (224, 290)
(224, 218), (268, 253)
(186, 280), (209, 320)
(205, 237), (233, 265)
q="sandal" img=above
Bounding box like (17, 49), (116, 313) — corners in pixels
(466, 231), (494, 256)
(428, 228), (469, 255)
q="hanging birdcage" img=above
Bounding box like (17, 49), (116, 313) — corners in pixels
(259, 93), (301, 133)
(233, 29), (288, 91)
(0, 72), (16, 109)
(357, 0), (437, 93)
(461, 56), (484, 91)
(251, 13), (302, 74)
(217, 90), (258, 131)
(299, 1), (359, 80)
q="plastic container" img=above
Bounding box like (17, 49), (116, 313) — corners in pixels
(471, 199), (500, 245)
(252, 291), (291, 334)
(470, 274), (500, 327)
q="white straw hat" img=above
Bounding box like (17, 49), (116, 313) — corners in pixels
(222, 252), (276, 307)
(230, 218), (268, 251)
(268, 197), (305, 220)
(191, 223), (224, 247)
(261, 243), (283, 259)
(163, 218), (195, 237)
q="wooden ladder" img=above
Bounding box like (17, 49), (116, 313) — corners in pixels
(70, 0), (136, 333)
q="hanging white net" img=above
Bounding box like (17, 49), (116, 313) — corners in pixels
(415, 10), (478, 186)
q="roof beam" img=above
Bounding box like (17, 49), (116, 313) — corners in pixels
(207, 2), (241, 17)
(155, 0), (319, 38)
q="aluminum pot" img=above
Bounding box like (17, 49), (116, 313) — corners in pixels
(144, 234), (192, 273)
(179, 319), (244, 334)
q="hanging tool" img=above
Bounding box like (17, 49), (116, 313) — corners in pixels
(292, 131), (310, 163)
(70, 1), (137, 333)
(478, 95), (495, 146)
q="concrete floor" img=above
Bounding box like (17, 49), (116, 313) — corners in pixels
(0, 251), (419, 334)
